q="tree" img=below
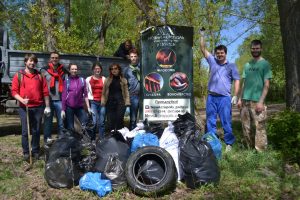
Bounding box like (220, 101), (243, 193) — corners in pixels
(64, 0), (71, 31)
(132, 0), (161, 26)
(277, 0), (300, 111)
(235, 0), (285, 102)
(40, 0), (57, 51)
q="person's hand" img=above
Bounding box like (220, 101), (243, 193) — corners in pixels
(237, 99), (242, 109)
(255, 102), (264, 113)
(88, 108), (94, 115)
(199, 27), (205, 36)
(44, 107), (51, 117)
(21, 98), (29, 105)
(125, 107), (130, 117)
(61, 111), (66, 119)
(231, 96), (238, 105)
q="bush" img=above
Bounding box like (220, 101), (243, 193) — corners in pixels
(267, 110), (300, 164)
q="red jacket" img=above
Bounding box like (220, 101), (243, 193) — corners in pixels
(11, 69), (49, 107)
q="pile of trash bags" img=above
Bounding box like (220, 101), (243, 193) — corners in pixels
(44, 112), (221, 197)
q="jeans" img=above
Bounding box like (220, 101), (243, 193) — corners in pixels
(129, 95), (139, 130)
(65, 106), (88, 131)
(90, 100), (106, 139)
(43, 100), (64, 142)
(106, 100), (125, 132)
(18, 106), (44, 155)
(206, 94), (235, 145)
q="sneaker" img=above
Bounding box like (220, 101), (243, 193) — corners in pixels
(46, 138), (55, 143)
(225, 145), (232, 152)
(23, 153), (29, 161)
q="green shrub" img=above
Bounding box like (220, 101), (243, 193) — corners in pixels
(267, 110), (300, 164)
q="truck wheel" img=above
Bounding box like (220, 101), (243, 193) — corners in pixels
(125, 146), (177, 197)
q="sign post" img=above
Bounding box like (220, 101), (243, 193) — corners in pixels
(140, 25), (194, 121)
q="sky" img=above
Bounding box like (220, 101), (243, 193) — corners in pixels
(221, 18), (260, 62)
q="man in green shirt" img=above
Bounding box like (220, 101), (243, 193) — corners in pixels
(237, 40), (272, 152)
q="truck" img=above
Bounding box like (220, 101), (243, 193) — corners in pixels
(0, 28), (129, 113)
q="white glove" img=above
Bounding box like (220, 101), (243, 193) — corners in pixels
(199, 27), (205, 36)
(61, 111), (66, 119)
(44, 107), (51, 117)
(88, 108), (94, 115)
(231, 96), (238, 105)
(125, 107), (130, 117)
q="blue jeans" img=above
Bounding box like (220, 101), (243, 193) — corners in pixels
(206, 94), (235, 145)
(129, 95), (139, 130)
(43, 100), (64, 142)
(90, 100), (106, 139)
(65, 106), (88, 131)
(18, 106), (44, 155)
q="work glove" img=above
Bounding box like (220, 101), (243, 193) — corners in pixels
(44, 107), (51, 117)
(61, 111), (66, 119)
(125, 107), (130, 117)
(231, 96), (238, 105)
(199, 27), (206, 36)
(88, 108), (94, 115)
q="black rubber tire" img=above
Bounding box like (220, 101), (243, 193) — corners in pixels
(125, 146), (177, 197)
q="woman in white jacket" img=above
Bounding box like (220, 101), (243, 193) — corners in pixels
(86, 62), (106, 140)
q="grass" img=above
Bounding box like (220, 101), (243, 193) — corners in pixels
(0, 120), (299, 200)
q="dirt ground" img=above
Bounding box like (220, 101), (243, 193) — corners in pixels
(0, 104), (286, 199)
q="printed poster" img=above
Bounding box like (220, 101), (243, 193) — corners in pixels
(140, 25), (194, 121)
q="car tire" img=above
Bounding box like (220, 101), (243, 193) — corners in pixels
(125, 146), (177, 196)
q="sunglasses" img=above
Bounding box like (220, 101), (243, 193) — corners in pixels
(110, 67), (119, 71)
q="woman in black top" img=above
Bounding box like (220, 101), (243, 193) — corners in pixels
(101, 63), (130, 131)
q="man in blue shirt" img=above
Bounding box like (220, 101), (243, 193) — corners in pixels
(123, 48), (141, 130)
(200, 30), (240, 152)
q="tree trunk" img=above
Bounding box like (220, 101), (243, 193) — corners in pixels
(64, 0), (71, 31)
(98, 0), (112, 54)
(277, 0), (300, 111)
(132, 0), (160, 26)
(40, 0), (57, 52)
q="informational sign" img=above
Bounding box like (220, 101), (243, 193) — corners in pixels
(140, 25), (194, 121)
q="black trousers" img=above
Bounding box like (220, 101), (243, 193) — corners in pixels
(106, 100), (125, 132)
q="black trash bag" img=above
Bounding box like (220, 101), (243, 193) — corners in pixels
(102, 153), (127, 189)
(143, 119), (164, 139)
(78, 147), (97, 172)
(173, 112), (198, 138)
(180, 137), (220, 188)
(94, 137), (130, 173)
(46, 130), (82, 163)
(137, 160), (165, 185)
(110, 130), (127, 144)
(45, 157), (81, 189)
(82, 114), (96, 141)
(44, 129), (83, 188)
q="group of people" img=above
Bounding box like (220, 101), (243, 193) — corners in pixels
(11, 47), (141, 161)
(12, 33), (272, 161)
(200, 30), (272, 153)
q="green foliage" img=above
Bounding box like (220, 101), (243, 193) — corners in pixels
(267, 110), (300, 164)
(235, 1), (285, 103)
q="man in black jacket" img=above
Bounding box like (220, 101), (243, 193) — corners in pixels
(114, 40), (133, 60)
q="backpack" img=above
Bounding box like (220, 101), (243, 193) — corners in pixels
(17, 70), (43, 87)
(66, 77), (85, 92)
